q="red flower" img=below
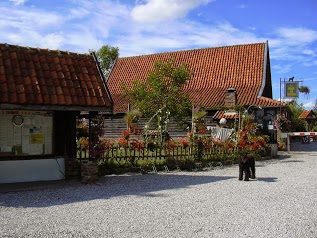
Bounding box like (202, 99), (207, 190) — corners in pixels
(130, 139), (144, 151)
(118, 137), (129, 147)
(166, 139), (177, 152)
(179, 138), (190, 148)
(122, 130), (132, 140)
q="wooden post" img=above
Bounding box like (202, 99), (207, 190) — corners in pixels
(287, 133), (290, 153)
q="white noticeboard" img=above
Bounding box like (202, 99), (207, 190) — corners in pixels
(0, 110), (53, 155)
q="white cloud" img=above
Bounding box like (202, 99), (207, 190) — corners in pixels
(0, 7), (63, 30)
(268, 27), (317, 70)
(303, 60), (317, 67)
(64, 31), (103, 53)
(8, 30), (65, 50)
(9, 0), (27, 6)
(69, 7), (91, 19)
(303, 101), (314, 109)
(1, 0), (316, 75)
(183, 21), (265, 48)
(276, 27), (317, 45)
(131, 0), (213, 23)
(114, 20), (266, 56)
(40, 33), (65, 50)
(6, 33), (23, 44)
(272, 64), (293, 74)
(0, 1), (128, 52)
(302, 49), (316, 56)
(0, 6), (66, 49)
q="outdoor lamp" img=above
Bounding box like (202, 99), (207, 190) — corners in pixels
(219, 118), (227, 125)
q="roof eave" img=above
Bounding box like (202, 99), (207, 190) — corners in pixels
(90, 50), (114, 112)
(0, 103), (112, 112)
(257, 41), (269, 98)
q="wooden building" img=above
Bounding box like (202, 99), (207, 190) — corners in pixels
(299, 110), (316, 131)
(105, 42), (287, 138)
(0, 43), (112, 183)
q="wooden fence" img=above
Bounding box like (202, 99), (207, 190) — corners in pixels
(77, 144), (239, 165)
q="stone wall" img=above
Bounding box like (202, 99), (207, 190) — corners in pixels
(64, 157), (79, 179)
(80, 160), (98, 184)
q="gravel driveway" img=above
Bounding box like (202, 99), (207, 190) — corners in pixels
(1, 145), (317, 238)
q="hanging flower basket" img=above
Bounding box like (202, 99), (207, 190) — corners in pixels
(298, 86), (310, 95)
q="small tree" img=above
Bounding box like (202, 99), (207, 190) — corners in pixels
(237, 114), (269, 158)
(287, 100), (306, 131)
(95, 45), (119, 77)
(311, 99), (317, 131)
(89, 116), (106, 160)
(192, 106), (207, 134)
(276, 114), (292, 132)
(123, 59), (193, 129)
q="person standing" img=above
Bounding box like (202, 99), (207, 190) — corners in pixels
(239, 151), (250, 181)
(248, 153), (256, 179)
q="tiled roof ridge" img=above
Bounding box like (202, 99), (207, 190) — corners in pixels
(119, 42), (266, 59)
(0, 43), (91, 59)
(258, 96), (286, 106)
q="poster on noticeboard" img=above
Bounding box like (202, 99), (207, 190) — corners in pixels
(29, 133), (45, 144)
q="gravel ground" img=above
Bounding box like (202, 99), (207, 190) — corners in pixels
(1, 144), (317, 238)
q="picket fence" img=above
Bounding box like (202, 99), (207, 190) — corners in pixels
(77, 144), (239, 165)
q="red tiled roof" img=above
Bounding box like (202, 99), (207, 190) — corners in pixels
(107, 42), (284, 113)
(256, 96), (285, 108)
(299, 110), (316, 119)
(0, 43), (112, 111)
(213, 111), (240, 120)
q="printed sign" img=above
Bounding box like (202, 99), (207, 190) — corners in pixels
(285, 82), (299, 98)
(29, 133), (45, 144)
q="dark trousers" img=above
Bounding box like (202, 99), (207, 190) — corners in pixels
(239, 159), (250, 181)
(249, 157), (256, 179)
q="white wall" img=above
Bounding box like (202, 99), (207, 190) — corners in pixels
(0, 158), (65, 184)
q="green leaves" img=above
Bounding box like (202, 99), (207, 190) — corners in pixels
(95, 45), (119, 77)
(123, 59), (192, 126)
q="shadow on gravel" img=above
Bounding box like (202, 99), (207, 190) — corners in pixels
(277, 154), (292, 160)
(256, 177), (278, 182)
(290, 141), (317, 152)
(255, 156), (291, 167)
(279, 160), (304, 163)
(0, 174), (236, 208)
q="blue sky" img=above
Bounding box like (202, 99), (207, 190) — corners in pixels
(1, 0), (316, 109)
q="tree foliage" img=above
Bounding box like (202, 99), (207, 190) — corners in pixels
(95, 45), (119, 77)
(287, 100), (306, 131)
(309, 99), (317, 131)
(122, 59), (193, 127)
